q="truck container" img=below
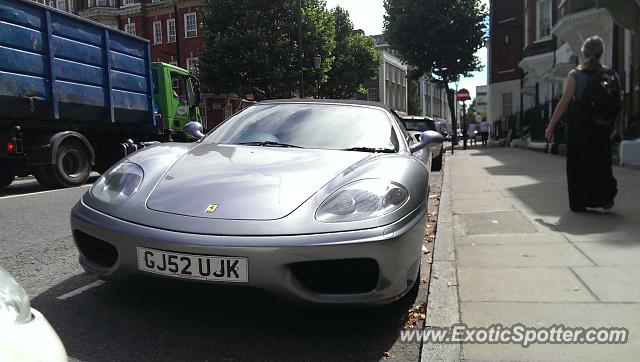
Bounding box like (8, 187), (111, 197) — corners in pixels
(0, 0), (201, 189)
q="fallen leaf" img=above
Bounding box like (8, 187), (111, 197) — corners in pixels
(522, 253), (531, 257)
(447, 281), (452, 287)
(383, 351), (390, 358)
(573, 287), (580, 291)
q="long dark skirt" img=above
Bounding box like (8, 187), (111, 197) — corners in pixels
(566, 117), (617, 210)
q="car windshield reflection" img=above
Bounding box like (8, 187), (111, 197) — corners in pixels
(203, 103), (399, 152)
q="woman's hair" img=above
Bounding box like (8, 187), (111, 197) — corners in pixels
(578, 36), (604, 72)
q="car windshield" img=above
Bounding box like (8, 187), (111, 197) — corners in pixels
(203, 103), (399, 152)
(403, 121), (433, 132)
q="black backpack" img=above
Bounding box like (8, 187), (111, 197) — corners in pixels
(574, 68), (622, 128)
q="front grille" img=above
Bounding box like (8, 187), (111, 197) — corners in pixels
(74, 230), (118, 268)
(290, 258), (379, 294)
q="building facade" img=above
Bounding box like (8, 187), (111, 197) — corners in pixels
(487, 0), (524, 133)
(475, 85), (488, 122)
(488, 0), (639, 148)
(361, 35), (408, 114)
(77, 0), (204, 72)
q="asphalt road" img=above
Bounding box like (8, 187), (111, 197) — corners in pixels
(0, 170), (443, 362)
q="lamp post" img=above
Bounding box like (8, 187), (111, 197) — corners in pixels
(313, 54), (321, 98)
(297, 0), (304, 98)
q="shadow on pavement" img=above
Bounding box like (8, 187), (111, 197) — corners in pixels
(32, 273), (417, 361)
(462, 147), (640, 241)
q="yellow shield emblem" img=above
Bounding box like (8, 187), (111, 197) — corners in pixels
(205, 203), (218, 213)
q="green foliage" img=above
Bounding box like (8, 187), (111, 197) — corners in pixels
(407, 78), (420, 115)
(321, 6), (380, 99)
(200, 0), (335, 99)
(383, 0), (487, 139)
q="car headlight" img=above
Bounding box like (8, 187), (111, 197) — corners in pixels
(0, 265), (31, 324)
(316, 179), (409, 223)
(91, 162), (144, 204)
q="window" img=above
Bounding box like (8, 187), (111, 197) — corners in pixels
(167, 19), (176, 43)
(186, 57), (199, 72)
(536, 0), (552, 40)
(110, 0), (115, 5)
(95, 0), (106, 6)
(124, 23), (136, 36)
(367, 88), (379, 102)
(502, 92), (513, 117)
(184, 12), (197, 38)
(88, 0), (93, 7)
(68, 0), (74, 13)
(123, 0), (135, 6)
(56, 0), (65, 11)
(153, 21), (162, 44)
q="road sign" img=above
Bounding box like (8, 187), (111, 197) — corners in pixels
(457, 88), (471, 101)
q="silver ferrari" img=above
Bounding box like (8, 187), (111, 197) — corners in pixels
(70, 100), (443, 305)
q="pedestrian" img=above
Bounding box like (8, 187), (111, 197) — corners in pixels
(467, 122), (477, 147)
(545, 36), (621, 212)
(479, 117), (490, 148)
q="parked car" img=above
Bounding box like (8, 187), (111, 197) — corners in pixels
(400, 116), (444, 171)
(0, 265), (66, 362)
(71, 99), (443, 305)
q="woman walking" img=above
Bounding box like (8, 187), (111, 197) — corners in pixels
(545, 36), (620, 212)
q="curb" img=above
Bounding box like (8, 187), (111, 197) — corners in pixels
(420, 154), (462, 361)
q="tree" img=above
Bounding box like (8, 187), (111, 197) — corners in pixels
(320, 6), (380, 99)
(383, 0), (487, 144)
(200, 0), (335, 99)
(407, 69), (421, 115)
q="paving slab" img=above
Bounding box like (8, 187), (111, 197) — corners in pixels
(452, 198), (517, 213)
(457, 211), (538, 235)
(460, 302), (640, 362)
(456, 233), (569, 246)
(458, 267), (597, 302)
(572, 266), (640, 302)
(573, 242), (640, 266)
(456, 243), (594, 268)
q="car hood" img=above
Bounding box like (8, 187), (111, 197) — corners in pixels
(146, 143), (371, 220)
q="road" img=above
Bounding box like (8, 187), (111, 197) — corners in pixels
(0, 171), (442, 362)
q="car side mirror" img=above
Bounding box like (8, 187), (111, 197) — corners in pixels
(183, 121), (205, 141)
(409, 130), (444, 153)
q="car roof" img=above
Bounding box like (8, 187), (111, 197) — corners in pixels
(258, 98), (393, 112)
(399, 115), (435, 122)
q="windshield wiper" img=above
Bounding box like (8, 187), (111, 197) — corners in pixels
(239, 141), (304, 148)
(342, 147), (396, 153)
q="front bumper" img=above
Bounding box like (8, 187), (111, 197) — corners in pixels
(70, 200), (428, 305)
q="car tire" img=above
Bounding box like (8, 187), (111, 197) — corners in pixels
(0, 164), (15, 190)
(38, 140), (91, 188)
(431, 153), (443, 171)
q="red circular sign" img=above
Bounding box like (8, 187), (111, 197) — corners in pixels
(457, 88), (471, 101)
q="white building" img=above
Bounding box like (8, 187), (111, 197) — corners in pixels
(475, 85), (488, 121)
(362, 35), (408, 113)
(418, 78), (454, 130)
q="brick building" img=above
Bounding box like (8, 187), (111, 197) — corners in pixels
(77, 0), (203, 72)
(487, 0), (524, 128)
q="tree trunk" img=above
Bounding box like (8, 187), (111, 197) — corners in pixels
(446, 85), (458, 145)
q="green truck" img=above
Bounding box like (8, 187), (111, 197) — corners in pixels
(0, 0), (203, 189)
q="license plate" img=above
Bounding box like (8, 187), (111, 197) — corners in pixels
(136, 247), (248, 282)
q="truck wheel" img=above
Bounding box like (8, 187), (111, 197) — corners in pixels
(0, 165), (15, 190)
(33, 166), (59, 188)
(431, 154), (443, 171)
(37, 140), (91, 188)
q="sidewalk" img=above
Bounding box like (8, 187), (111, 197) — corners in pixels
(423, 147), (640, 361)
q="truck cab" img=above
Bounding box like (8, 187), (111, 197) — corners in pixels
(152, 63), (202, 141)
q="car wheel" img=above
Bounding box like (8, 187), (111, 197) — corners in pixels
(431, 154), (443, 171)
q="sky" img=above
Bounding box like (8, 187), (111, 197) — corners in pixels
(324, 0), (489, 99)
